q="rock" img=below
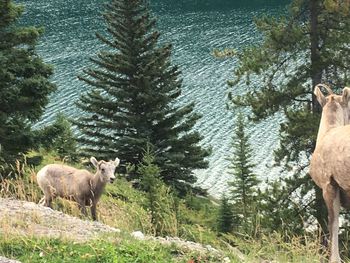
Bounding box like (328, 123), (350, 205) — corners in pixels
(22, 202), (37, 210)
(131, 231), (145, 240)
(0, 256), (21, 263)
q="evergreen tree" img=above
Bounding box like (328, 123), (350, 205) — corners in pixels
(228, 113), (260, 224)
(36, 113), (77, 161)
(0, 0), (56, 166)
(258, 177), (308, 236)
(75, 0), (210, 192)
(217, 194), (235, 234)
(138, 147), (178, 236)
(228, 0), (350, 232)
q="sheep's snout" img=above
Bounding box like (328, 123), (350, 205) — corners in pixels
(109, 175), (116, 183)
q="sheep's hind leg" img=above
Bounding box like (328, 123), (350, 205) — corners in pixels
(90, 202), (97, 221)
(77, 199), (88, 217)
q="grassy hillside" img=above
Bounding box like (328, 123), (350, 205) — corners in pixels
(0, 151), (326, 262)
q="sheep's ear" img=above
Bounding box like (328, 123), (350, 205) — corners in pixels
(114, 158), (120, 167)
(314, 86), (326, 107)
(90, 157), (99, 168)
(342, 87), (350, 104)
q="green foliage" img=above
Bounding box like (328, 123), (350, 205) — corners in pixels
(217, 194), (235, 234)
(228, 113), (260, 233)
(138, 148), (178, 236)
(274, 108), (320, 167)
(75, 0), (210, 192)
(177, 193), (219, 232)
(184, 192), (213, 212)
(257, 177), (308, 236)
(103, 179), (154, 234)
(179, 223), (220, 247)
(35, 114), (77, 162)
(0, 0), (56, 166)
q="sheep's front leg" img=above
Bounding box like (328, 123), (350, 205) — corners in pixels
(323, 182), (341, 263)
(42, 188), (53, 208)
(90, 202), (97, 221)
(44, 195), (52, 208)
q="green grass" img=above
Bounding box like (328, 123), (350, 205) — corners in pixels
(0, 235), (230, 263)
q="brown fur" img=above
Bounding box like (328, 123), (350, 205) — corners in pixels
(310, 85), (350, 263)
(37, 157), (119, 221)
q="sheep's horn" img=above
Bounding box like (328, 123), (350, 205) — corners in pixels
(316, 83), (334, 95)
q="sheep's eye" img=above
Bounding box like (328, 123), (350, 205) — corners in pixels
(101, 168), (105, 173)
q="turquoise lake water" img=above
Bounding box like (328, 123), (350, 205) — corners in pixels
(21, 0), (289, 196)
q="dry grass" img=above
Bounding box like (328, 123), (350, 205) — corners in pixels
(223, 231), (327, 263)
(98, 194), (153, 233)
(0, 161), (41, 203)
(0, 160), (84, 221)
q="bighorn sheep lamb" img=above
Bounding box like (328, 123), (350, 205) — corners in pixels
(37, 157), (120, 221)
(310, 84), (350, 263)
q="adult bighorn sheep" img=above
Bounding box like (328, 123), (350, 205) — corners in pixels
(310, 84), (350, 263)
(37, 157), (120, 221)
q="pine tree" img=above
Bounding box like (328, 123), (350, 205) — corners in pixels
(228, 113), (260, 226)
(257, 176), (308, 236)
(37, 114), (77, 161)
(75, 0), (210, 192)
(217, 194), (235, 234)
(138, 147), (178, 236)
(0, 0), (56, 166)
(228, 0), (350, 232)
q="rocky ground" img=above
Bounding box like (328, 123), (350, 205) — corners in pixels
(0, 257), (21, 263)
(0, 198), (120, 241)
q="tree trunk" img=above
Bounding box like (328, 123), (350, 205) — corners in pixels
(310, 0), (323, 114)
(309, 0), (328, 237)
